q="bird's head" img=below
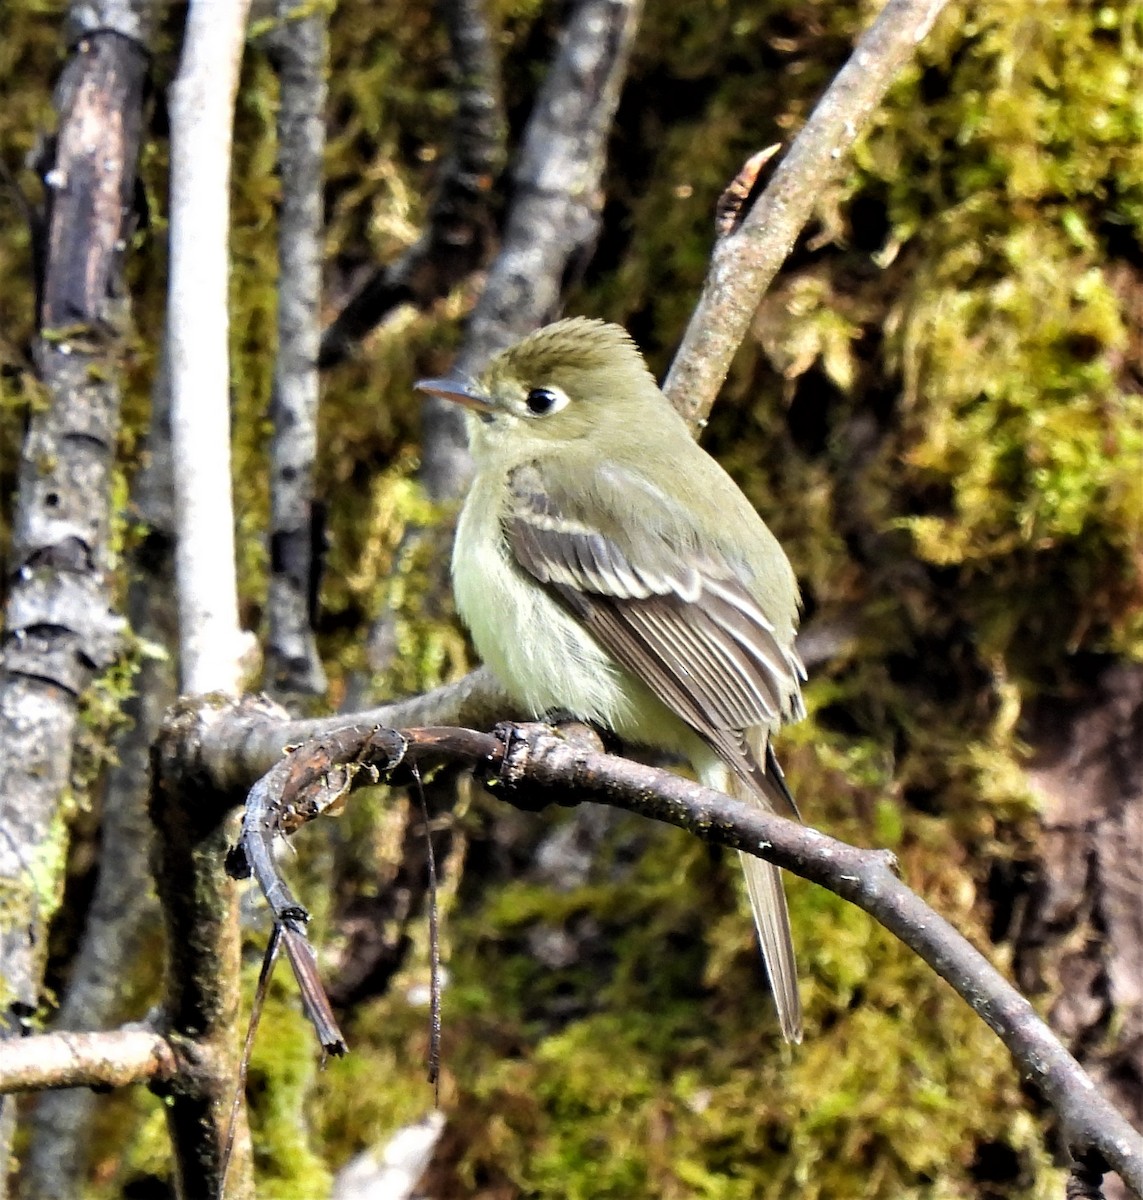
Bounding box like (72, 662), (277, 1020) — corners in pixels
(416, 317), (664, 463)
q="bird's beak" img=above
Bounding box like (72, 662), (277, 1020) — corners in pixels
(414, 376), (497, 415)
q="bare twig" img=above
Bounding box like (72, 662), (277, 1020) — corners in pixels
(0, 1029), (177, 1096)
(487, 725), (1143, 1200)
(221, 926), (281, 1196)
(318, 0), (505, 369)
(663, 0), (949, 427)
(264, 0), (329, 697)
(220, 718), (1143, 1198)
(167, 0), (255, 695)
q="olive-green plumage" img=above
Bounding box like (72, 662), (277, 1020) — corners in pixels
(417, 317), (807, 1042)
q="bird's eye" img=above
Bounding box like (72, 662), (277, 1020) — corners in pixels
(525, 386), (569, 416)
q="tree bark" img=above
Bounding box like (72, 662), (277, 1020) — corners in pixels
(264, 0), (330, 698)
(0, 23), (147, 1193)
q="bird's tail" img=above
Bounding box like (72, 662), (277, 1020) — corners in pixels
(701, 746), (803, 1044)
(736, 838), (802, 1044)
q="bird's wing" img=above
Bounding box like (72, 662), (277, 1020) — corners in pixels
(503, 462), (805, 818)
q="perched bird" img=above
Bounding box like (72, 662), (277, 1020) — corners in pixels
(417, 317), (807, 1042)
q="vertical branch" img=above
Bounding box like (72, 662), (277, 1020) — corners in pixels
(264, 1), (329, 698)
(422, 0), (643, 501)
(0, 10), (149, 1188)
(167, 0), (255, 696)
(23, 352), (178, 1200)
(160, 5), (255, 1192)
(317, 0), (505, 369)
(150, 701), (262, 1200)
(662, 0), (949, 425)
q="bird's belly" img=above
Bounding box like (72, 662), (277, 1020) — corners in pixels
(453, 514), (689, 751)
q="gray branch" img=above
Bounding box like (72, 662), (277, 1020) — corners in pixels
(185, 711), (1143, 1200)
(318, 0), (506, 369)
(264, 1), (330, 697)
(23, 353), (178, 1200)
(0, 18), (147, 1187)
(663, 0), (949, 426)
(423, 0), (643, 500)
(0, 1029), (177, 1095)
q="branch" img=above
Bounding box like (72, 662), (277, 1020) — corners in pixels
(0, 15), (148, 1179)
(318, 0), (505, 368)
(150, 698), (262, 1200)
(24, 347), (180, 1199)
(0, 1029), (177, 1096)
(662, 0), (949, 426)
(491, 726), (1143, 1199)
(166, 0), (255, 695)
(222, 719), (1143, 1199)
(264, 0), (330, 697)
(422, 0), (644, 501)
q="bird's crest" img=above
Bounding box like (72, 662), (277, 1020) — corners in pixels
(489, 317), (654, 389)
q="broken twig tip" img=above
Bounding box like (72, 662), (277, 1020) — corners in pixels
(715, 144), (782, 238)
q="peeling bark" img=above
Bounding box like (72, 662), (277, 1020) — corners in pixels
(23, 353), (178, 1200)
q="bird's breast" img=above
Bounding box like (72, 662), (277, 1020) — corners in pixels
(452, 473), (687, 750)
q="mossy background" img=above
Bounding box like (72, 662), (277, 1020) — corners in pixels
(1, 0), (1140, 1195)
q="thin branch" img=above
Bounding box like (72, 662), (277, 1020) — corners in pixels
(217, 718), (1143, 1199)
(663, 0), (949, 427)
(421, 0), (644, 501)
(318, 0), (505, 368)
(166, 0), (254, 695)
(0, 1029), (177, 1096)
(264, 0), (330, 697)
(488, 725), (1143, 1199)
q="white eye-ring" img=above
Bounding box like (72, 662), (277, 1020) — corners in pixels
(524, 385), (571, 417)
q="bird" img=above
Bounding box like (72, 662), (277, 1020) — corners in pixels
(416, 316), (807, 1042)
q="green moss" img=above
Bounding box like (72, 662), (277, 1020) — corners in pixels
(0, 0), (1137, 1193)
(245, 986), (333, 1198)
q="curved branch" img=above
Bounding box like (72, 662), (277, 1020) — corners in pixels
(663, 0), (949, 426)
(222, 718), (1143, 1198)
(0, 1030), (177, 1096)
(483, 725), (1143, 1198)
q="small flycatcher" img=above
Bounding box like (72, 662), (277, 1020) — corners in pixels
(417, 317), (807, 1042)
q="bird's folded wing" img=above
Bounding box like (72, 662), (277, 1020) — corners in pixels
(503, 463), (805, 817)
